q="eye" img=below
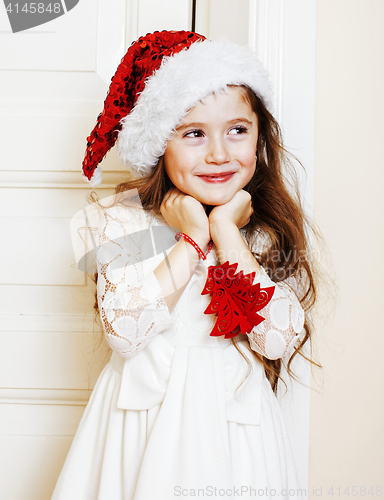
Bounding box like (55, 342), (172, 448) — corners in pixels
(184, 129), (204, 138)
(228, 126), (248, 135)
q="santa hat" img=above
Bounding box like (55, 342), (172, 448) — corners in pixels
(82, 30), (273, 187)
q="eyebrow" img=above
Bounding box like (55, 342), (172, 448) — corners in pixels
(176, 118), (254, 131)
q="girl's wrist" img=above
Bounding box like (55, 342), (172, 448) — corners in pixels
(182, 230), (210, 251)
(175, 232), (212, 260)
(209, 220), (238, 245)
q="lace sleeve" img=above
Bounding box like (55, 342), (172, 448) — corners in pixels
(96, 210), (174, 358)
(246, 268), (305, 360)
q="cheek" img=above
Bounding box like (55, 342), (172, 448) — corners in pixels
(164, 149), (181, 179)
(244, 164), (256, 185)
(164, 156), (191, 193)
(242, 147), (257, 171)
(164, 146), (196, 180)
(240, 149), (257, 185)
(240, 134), (258, 166)
(244, 151), (257, 167)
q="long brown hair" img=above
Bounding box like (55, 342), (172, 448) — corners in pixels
(96, 86), (319, 392)
(240, 87), (319, 391)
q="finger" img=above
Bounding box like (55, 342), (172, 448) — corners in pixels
(163, 188), (181, 207)
(162, 188), (175, 204)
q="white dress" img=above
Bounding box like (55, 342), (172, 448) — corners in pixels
(52, 203), (305, 500)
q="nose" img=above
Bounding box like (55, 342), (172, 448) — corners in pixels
(205, 137), (230, 165)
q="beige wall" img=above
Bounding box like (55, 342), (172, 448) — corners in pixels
(310, 0), (384, 494)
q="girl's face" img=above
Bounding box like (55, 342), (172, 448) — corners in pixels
(164, 86), (258, 206)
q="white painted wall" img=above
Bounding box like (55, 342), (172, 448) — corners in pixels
(310, 0), (384, 495)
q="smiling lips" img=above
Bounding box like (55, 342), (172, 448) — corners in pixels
(197, 172), (235, 183)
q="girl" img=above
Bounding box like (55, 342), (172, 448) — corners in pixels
(53, 31), (316, 500)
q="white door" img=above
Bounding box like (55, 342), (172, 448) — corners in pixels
(0, 1), (314, 498)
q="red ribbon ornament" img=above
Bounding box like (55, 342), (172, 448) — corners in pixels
(201, 262), (275, 339)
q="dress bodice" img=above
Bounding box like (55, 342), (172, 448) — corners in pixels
(162, 249), (232, 348)
(71, 200), (304, 360)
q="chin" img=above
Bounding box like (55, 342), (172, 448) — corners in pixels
(196, 193), (234, 206)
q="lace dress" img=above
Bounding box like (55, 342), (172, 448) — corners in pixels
(52, 203), (305, 500)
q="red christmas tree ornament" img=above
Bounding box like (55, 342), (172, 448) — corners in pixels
(201, 262), (275, 339)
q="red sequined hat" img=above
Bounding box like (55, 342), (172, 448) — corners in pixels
(82, 30), (273, 187)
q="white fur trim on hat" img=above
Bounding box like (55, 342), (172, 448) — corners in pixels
(82, 164), (102, 187)
(117, 38), (273, 177)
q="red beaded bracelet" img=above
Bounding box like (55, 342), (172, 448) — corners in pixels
(175, 232), (212, 260)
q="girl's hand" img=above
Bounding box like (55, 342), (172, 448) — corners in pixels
(209, 190), (253, 232)
(160, 188), (210, 248)
(208, 190), (259, 271)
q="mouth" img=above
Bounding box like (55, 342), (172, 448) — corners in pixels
(197, 172), (235, 183)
